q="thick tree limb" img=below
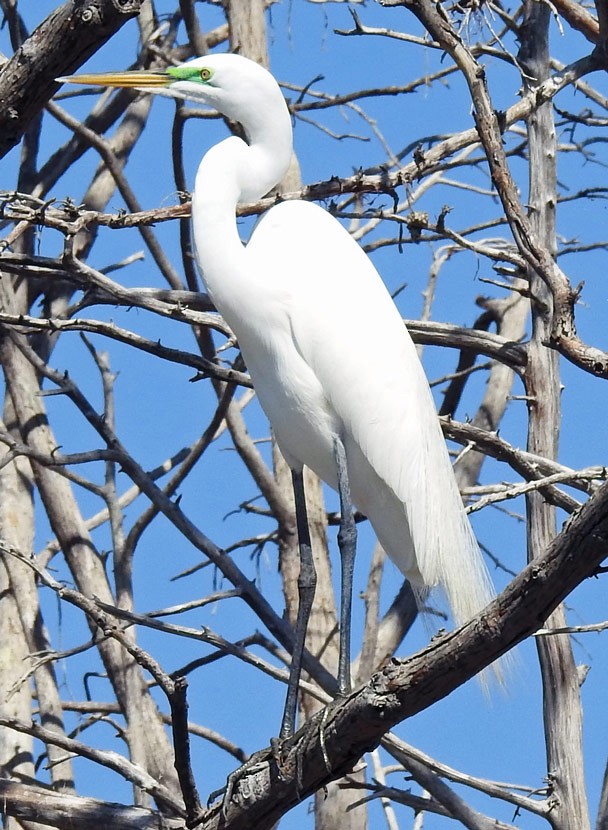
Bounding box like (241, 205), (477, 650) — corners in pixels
(0, 780), (184, 830)
(0, 715), (185, 816)
(552, 0), (600, 44)
(202, 476), (608, 829)
(520, 4), (590, 828)
(0, 0), (143, 159)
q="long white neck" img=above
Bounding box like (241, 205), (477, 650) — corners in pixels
(191, 92), (293, 323)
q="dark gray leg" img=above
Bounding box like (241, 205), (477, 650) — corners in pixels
(334, 435), (356, 696)
(279, 468), (317, 740)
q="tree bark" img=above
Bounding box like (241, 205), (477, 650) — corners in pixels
(519, 5), (591, 828)
(225, 4), (369, 827)
(0, 318), (182, 808)
(209, 471), (608, 829)
(0, 779), (183, 830)
(0, 0), (143, 159)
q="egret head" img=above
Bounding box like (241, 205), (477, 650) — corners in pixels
(57, 53), (285, 127)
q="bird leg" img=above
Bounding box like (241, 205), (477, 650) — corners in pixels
(334, 434), (357, 696)
(278, 440), (356, 739)
(279, 469), (317, 740)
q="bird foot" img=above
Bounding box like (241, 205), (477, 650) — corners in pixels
(208, 751), (269, 820)
(270, 727), (313, 798)
(318, 705), (333, 775)
(270, 735), (292, 779)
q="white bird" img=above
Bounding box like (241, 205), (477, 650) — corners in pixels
(59, 54), (497, 737)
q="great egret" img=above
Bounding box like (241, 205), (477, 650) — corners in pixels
(59, 53), (497, 738)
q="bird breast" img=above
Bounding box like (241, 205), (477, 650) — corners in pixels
(237, 322), (341, 487)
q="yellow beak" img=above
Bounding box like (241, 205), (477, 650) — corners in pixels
(56, 70), (171, 89)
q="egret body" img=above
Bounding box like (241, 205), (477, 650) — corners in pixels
(59, 54), (497, 737)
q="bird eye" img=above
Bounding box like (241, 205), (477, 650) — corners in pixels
(200, 67), (212, 82)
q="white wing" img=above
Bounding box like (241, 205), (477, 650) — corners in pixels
(247, 200), (495, 627)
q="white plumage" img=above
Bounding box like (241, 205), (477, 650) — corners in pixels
(186, 55), (496, 630)
(60, 54), (498, 731)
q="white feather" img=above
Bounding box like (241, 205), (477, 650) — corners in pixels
(245, 200), (496, 628)
(180, 53), (497, 640)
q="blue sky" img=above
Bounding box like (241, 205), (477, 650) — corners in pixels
(2, 2), (608, 827)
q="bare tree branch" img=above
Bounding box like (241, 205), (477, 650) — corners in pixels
(0, 0), (144, 159)
(0, 779), (184, 830)
(206, 475), (608, 828)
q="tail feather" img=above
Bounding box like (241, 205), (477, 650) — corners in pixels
(406, 411), (507, 686)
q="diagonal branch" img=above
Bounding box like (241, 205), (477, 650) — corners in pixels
(202, 474), (608, 829)
(381, 0), (608, 377)
(0, 0), (143, 159)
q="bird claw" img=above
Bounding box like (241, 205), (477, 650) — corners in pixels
(271, 706), (335, 800)
(270, 735), (287, 773)
(318, 706), (333, 775)
(210, 751), (270, 820)
(206, 783), (226, 809)
(270, 734), (301, 782)
(212, 708), (336, 817)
